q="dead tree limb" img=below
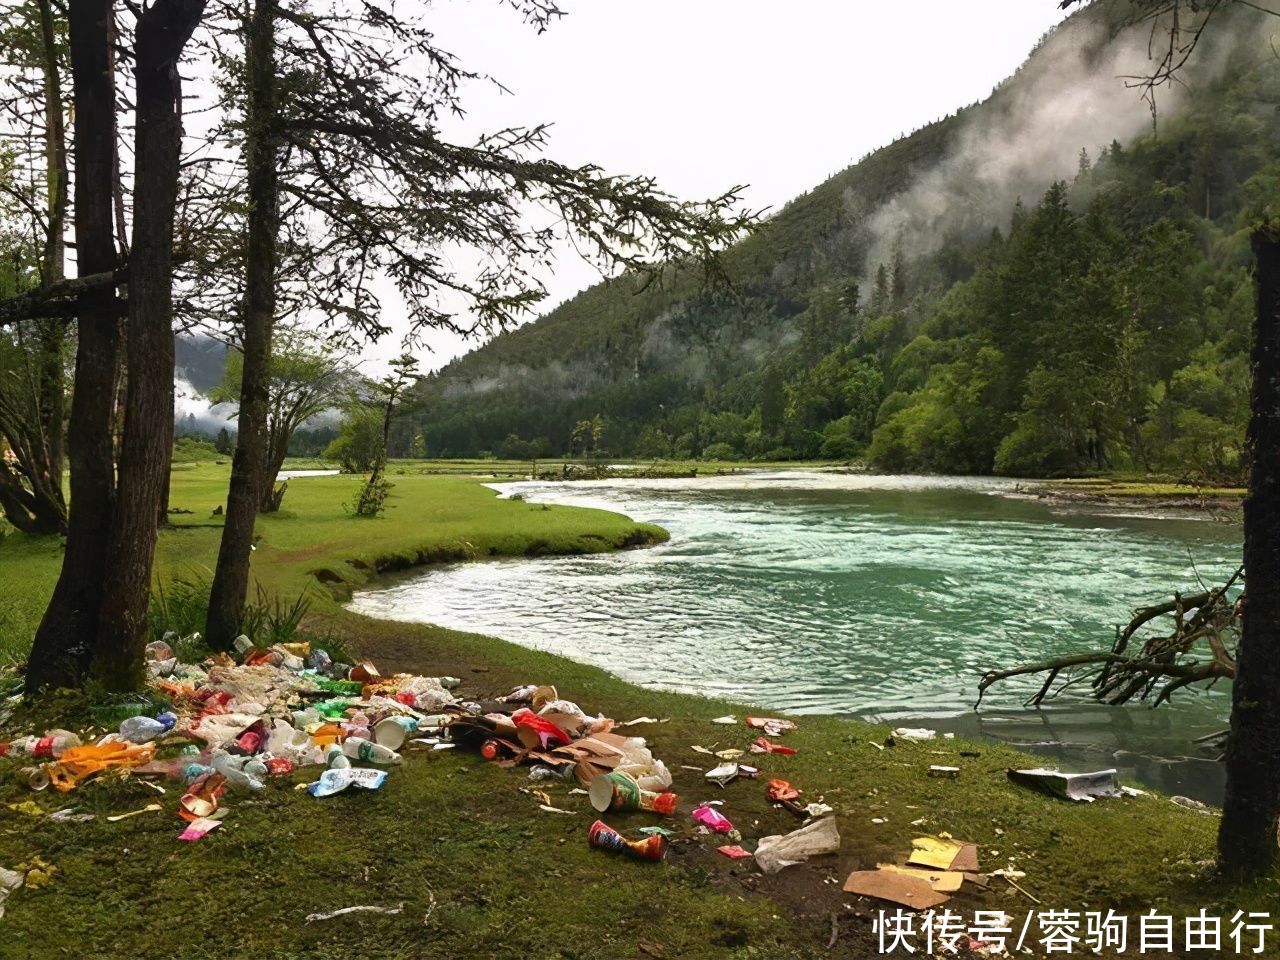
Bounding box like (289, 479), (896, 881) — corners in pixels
(976, 565), (1243, 711)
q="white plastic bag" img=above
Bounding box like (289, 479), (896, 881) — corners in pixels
(754, 817), (840, 875)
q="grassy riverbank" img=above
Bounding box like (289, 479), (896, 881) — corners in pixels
(0, 464), (1271, 959)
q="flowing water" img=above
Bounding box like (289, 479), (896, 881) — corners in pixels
(348, 472), (1241, 801)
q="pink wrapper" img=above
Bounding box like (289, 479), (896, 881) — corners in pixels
(178, 817), (222, 842)
(692, 804), (733, 834)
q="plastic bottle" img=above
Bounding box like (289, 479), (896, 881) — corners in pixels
(341, 738), (402, 765)
(8, 730), (81, 758)
(210, 749), (265, 791)
(119, 715), (169, 744)
(266, 718), (309, 759)
(325, 744), (351, 769)
(291, 707), (322, 730)
(243, 758), (269, 781)
(271, 646), (304, 671)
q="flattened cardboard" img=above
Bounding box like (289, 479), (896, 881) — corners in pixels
(843, 870), (951, 910)
(875, 863), (965, 893)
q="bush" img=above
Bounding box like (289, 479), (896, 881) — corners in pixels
(324, 407), (384, 472)
(760, 445), (798, 461)
(349, 473), (394, 517)
(701, 442), (738, 461)
(240, 584), (312, 647)
(172, 436), (222, 463)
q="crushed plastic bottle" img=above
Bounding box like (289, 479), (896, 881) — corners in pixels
(210, 748), (265, 791)
(119, 713), (175, 744)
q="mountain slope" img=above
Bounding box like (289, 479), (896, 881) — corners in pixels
(405, 1), (1278, 478)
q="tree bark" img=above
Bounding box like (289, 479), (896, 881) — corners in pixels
(25, 0), (120, 694)
(1218, 229), (1280, 877)
(256, 418), (291, 513)
(36, 0), (67, 289)
(92, 0), (205, 690)
(0, 0), (70, 536)
(206, 0), (278, 649)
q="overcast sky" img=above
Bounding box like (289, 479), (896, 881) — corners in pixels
(383, 0), (1073, 372)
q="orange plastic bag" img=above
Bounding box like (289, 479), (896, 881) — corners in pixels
(42, 741), (157, 792)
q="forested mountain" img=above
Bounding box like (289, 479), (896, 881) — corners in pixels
(404, 1), (1279, 480)
(175, 333), (230, 394)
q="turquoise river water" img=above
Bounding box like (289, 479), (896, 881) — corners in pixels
(348, 472), (1241, 801)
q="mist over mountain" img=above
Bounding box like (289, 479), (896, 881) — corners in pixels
(401, 0), (1278, 478)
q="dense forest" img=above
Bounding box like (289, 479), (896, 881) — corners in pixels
(405, 3), (1277, 481)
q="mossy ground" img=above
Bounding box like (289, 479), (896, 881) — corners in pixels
(0, 463), (1273, 959)
(1042, 477), (1247, 500)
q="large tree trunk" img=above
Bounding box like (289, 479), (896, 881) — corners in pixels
(206, 0), (278, 649)
(36, 0), (68, 524)
(1218, 229), (1280, 877)
(0, 0), (70, 536)
(257, 422), (289, 513)
(25, 0), (120, 694)
(36, 0), (67, 288)
(92, 0), (204, 690)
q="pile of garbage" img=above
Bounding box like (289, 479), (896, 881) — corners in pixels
(2, 635), (467, 836)
(3, 645), (847, 889)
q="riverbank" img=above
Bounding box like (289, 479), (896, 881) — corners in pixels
(1018, 477), (1246, 517)
(0, 465), (1270, 958)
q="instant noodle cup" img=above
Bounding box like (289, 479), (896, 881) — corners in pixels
(589, 771), (678, 815)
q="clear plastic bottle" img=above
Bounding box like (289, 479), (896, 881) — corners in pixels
(8, 729), (81, 758)
(119, 715), (168, 744)
(341, 738), (402, 765)
(325, 744), (351, 769)
(210, 748), (265, 791)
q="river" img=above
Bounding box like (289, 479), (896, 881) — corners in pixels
(347, 472), (1241, 802)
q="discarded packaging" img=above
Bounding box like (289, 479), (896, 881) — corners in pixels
(766, 779), (801, 803)
(890, 727), (936, 743)
(1006, 767), (1121, 802)
(588, 771), (677, 814)
(754, 816), (840, 875)
(178, 817), (222, 842)
(908, 836), (979, 873)
(750, 737), (796, 756)
(691, 804), (734, 834)
(704, 763), (741, 788)
(928, 765), (960, 779)
(717, 845), (752, 860)
(587, 819), (666, 862)
(877, 863), (966, 893)
(745, 716), (797, 736)
(843, 870), (951, 910)
(307, 768), (388, 797)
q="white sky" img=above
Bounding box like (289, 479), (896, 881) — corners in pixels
(378, 0), (1073, 371)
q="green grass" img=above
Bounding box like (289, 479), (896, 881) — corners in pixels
(0, 461), (1275, 959)
(1043, 478), (1247, 499)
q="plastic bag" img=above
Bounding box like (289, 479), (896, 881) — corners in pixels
(754, 817), (840, 874)
(395, 676), (456, 713)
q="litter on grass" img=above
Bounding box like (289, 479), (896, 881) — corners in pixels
(754, 817), (840, 875)
(1006, 767), (1122, 802)
(306, 903), (406, 923)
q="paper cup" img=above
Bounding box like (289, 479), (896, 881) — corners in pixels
(589, 771), (643, 812)
(373, 716), (417, 750)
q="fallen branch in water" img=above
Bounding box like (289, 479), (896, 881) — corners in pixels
(976, 565), (1243, 711)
